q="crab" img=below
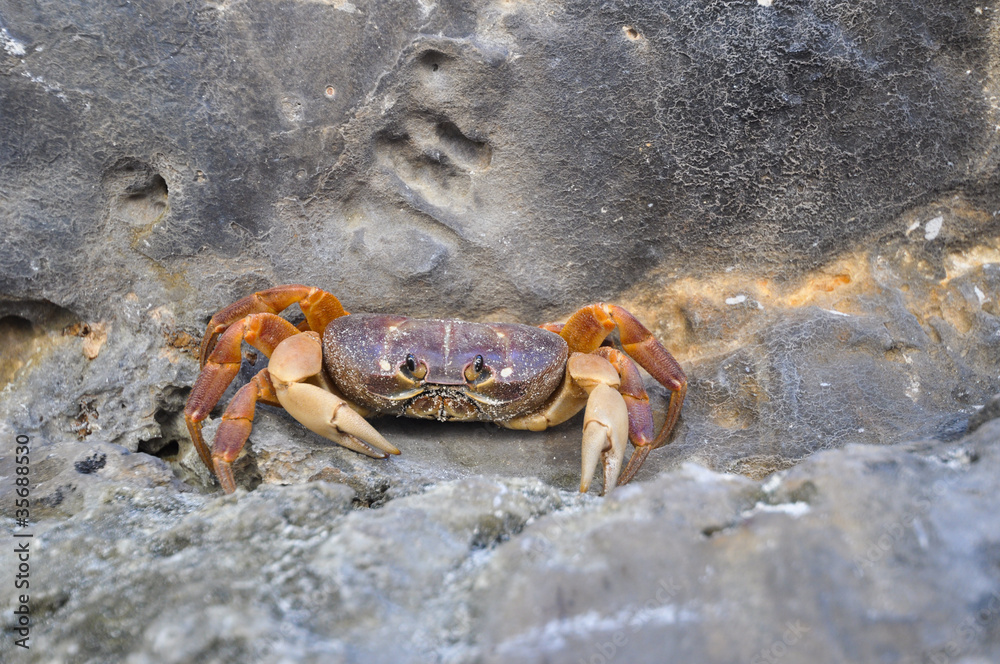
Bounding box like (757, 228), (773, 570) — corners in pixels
(183, 285), (687, 495)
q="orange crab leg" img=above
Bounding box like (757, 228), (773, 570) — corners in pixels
(184, 313), (300, 471)
(593, 346), (655, 447)
(212, 369), (280, 493)
(199, 284), (348, 366)
(557, 303), (687, 484)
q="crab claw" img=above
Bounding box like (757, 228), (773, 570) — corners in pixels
(279, 382), (400, 457)
(580, 383), (629, 495)
(269, 331), (400, 458)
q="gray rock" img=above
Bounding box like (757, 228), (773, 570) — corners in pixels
(3, 420), (999, 663)
(470, 425), (1000, 664)
(1, 0), (998, 482)
(2, 1), (1000, 661)
(1, 0), (997, 318)
(967, 393), (1000, 434)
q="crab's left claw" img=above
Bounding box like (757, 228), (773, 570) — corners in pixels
(579, 383), (630, 495)
(555, 303), (687, 485)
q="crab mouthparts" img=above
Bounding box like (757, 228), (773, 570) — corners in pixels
(398, 386), (485, 422)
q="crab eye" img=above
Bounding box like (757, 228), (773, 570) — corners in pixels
(403, 354), (427, 379)
(464, 355), (486, 382)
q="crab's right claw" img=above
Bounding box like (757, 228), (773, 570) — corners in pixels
(278, 382), (400, 458)
(268, 332), (400, 458)
(580, 383), (629, 495)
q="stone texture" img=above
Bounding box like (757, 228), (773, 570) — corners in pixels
(470, 427), (1000, 664)
(2, 419), (999, 663)
(1, 0), (999, 476)
(1, 0), (998, 318)
(2, 0), (1000, 661)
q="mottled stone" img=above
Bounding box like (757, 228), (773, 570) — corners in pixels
(2, 1), (1000, 661)
(1, 0), (999, 481)
(1, 0), (997, 318)
(469, 425), (1000, 663)
(3, 422), (998, 663)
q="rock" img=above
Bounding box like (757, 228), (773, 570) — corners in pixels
(3, 421), (999, 663)
(0, 436), (183, 521)
(2, 0), (996, 319)
(967, 393), (1000, 434)
(470, 425), (1000, 663)
(2, 0), (1000, 661)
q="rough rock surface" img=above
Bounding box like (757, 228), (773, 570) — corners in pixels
(1, 0), (998, 474)
(2, 0), (1000, 661)
(2, 418), (999, 663)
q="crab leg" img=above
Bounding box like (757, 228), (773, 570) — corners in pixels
(184, 313), (301, 471)
(199, 284), (348, 365)
(212, 369), (281, 493)
(593, 347), (655, 445)
(556, 303), (687, 484)
(268, 332), (400, 459)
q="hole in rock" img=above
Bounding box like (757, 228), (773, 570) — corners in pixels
(144, 439), (180, 459)
(105, 159), (170, 230)
(0, 302), (82, 388)
(138, 386), (191, 461)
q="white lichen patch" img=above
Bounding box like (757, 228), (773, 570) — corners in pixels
(742, 501), (811, 518)
(1, 27), (26, 56)
(20, 70), (69, 102)
(297, 0), (357, 11)
(924, 215), (944, 241)
(495, 602), (697, 655)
